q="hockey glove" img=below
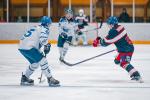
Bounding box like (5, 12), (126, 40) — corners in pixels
(44, 43), (51, 55)
(78, 31), (83, 35)
(60, 32), (68, 39)
(93, 37), (101, 47)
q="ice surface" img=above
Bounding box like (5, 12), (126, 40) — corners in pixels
(0, 44), (150, 100)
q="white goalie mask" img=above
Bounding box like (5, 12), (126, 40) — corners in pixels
(79, 9), (84, 16)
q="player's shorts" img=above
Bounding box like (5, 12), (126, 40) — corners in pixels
(114, 52), (133, 67)
(57, 34), (72, 47)
(18, 48), (43, 64)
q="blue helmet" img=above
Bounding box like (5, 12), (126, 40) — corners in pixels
(41, 16), (52, 25)
(106, 16), (118, 25)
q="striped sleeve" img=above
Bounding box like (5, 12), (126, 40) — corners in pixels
(39, 27), (49, 46)
(104, 25), (127, 44)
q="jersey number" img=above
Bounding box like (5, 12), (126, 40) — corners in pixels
(24, 29), (35, 37)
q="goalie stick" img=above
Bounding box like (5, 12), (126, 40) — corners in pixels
(62, 49), (116, 66)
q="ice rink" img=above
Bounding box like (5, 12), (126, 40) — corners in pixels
(0, 44), (150, 100)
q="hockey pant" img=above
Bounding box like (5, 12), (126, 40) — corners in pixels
(19, 48), (52, 78)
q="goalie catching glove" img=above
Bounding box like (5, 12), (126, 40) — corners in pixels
(93, 37), (102, 47)
(44, 43), (51, 55)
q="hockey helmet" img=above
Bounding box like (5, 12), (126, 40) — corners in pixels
(41, 16), (52, 26)
(65, 8), (73, 15)
(106, 16), (118, 25)
(79, 9), (84, 16)
(65, 8), (73, 19)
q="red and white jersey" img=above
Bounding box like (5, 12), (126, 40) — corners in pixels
(101, 25), (134, 52)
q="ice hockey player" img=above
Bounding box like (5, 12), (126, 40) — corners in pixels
(18, 16), (60, 86)
(93, 16), (143, 82)
(57, 9), (77, 62)
(75, 9), (88, 46)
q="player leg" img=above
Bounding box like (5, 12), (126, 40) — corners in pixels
(114, 52), (142, 82)
(76, 31), (83, 45)
(62, 36), (72, 59)
(57, 34), (66, 61)
(39, 57), (60, 86)
(27, 48), (60, 86)
(57, 35), (72, 61)
(19, 48), (41, 85)
(72, 33), (79, 46)
(80, 28), (88, 45)
(19, 48), (60, 86)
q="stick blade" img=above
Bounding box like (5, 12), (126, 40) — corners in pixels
(61, 60), (74, 66)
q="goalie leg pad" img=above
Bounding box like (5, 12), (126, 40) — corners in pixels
(81, 34), (88, 45)
(80, 28), (88, 45)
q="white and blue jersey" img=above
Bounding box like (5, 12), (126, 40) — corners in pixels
(59, 17), (77, 37)
(19, 25), (50, 50)
(18, 25), (50, 64)
(57, 17), (77, 47)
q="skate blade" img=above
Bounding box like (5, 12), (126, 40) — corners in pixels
(138, 79), (144, 83)
(49, 84), (60, 87)
(20, 82), (34, 86)
(39, 79), (46, 84)
(131, 78), (144, 83)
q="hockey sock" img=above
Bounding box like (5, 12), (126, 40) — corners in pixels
(24, 63), (39, 78)
(62, 42), (69, 58)
(59, 47), (64, 60)
(122, 63), (140, 77)
(40, 58), (52, 78)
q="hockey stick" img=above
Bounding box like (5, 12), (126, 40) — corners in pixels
(38, 72), (45, 83)
(62, 49), (115, 66)
(82, 20), (103, 33)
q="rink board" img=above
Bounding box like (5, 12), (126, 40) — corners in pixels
(0, 23), (150, 44)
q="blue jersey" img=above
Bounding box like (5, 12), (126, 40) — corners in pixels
(100, 25), (134, 52)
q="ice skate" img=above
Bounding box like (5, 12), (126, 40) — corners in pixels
(131, 76), (144, 83)
(130, 71), (144, 83)
(20, 75), (34, 86)
(47, 77), (60, 87)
